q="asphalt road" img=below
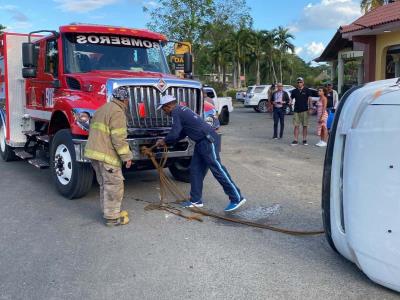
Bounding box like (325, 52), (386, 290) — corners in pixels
(0, 106), (398, 300)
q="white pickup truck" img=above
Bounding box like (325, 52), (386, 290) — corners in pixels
(203, 87), (234, 125)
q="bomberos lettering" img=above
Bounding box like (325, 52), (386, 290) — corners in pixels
(76, 35), (160, 48)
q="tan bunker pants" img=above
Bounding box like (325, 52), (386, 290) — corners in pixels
(91, 160), (125, 220)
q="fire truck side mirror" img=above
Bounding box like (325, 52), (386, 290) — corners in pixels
(22, 43), (37, 68)
(22, 67), (37, 78)
(183, 52), (193, 75)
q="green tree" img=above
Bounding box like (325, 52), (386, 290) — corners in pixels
(200, 20), (234, 84)
(143, 0), (214, 45)
(213, 0), (252, 29)
(229, 27), (252, 88)
(263, 30), (278, 84)
(248, 30), (270, 85)
(274, 26), (295, 83)
(360, 0), (398, 13)
(0, 25), (6, 33)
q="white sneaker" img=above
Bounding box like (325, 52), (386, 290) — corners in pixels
(316, 141), (327, 147)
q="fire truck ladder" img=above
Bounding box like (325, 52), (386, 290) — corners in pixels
(13, 130), (50, 169)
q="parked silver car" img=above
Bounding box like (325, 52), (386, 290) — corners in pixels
(235, 90), (246, 102)
(244, 85), (295, 113)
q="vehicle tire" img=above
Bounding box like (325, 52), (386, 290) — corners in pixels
(169, 158), (191, 183)
(218, 107), (230, 125)
(50, 129), (93, 199)
(0, 118), (16, 162)
(257, 100), (268, 113)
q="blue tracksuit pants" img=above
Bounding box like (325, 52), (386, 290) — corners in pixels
(190, 138), (242, 203)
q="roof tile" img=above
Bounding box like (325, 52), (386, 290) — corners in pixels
(341, 1), (400, 33)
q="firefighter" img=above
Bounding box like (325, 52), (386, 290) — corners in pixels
(155, 95), (247, 212)
(84, 86), (133, 226)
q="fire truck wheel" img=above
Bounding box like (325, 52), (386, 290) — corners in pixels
(0, 120), (16, 161)
(50, 129), (93, 199)
(218, 107), (230, 125)
(169, 158), (191, 183)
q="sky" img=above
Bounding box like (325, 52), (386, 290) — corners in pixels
(0, 0), (362, 63)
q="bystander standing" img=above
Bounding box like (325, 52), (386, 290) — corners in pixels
(326, 83), (339, 110)
(316, 87), (328, 147)
(267, 83), (276, 112)
(290, 77), (312, 146)
(270, 83), (290, 139)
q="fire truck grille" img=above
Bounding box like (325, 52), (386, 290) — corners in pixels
(126, 86), (201, 128)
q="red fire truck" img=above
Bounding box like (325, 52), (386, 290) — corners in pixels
(0, 24), (203, 199)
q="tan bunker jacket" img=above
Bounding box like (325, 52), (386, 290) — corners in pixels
(84, 99), (133, 167)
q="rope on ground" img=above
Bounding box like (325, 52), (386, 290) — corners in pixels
(140, 146), (324, 236)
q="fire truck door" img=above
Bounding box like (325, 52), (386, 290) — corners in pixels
(26, 39), (58, 114)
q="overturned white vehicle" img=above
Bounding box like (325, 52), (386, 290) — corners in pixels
(322, 78), (400, 292)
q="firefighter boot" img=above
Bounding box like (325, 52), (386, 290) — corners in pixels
(105, 210), (130, 227)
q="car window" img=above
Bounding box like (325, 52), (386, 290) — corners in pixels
(45, 39), (58, 77)
(309, 89), (319, 97)
(246, 86), (254, 93)
(204, 88), (216, 98)
(254, 86), (265, 93)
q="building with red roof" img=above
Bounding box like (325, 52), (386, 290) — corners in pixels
(316, 1), (400, 94)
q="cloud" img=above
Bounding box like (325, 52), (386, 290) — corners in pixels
(306, 41), (325, 56)
(0, 5), (29, 22)
(5, 21), (33, 31)
(0, 5), (17, 10)
(54, 0), (119, 13)
(291, 0), (361, 31)
(295, 47), (303, 55)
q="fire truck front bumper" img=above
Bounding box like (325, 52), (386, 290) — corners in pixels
(73, 137), (195, 163)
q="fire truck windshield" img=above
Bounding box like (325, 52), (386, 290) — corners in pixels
(63, 33), (170, 74)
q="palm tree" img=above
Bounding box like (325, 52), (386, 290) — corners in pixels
(274, 26), (295, 83)
(201, 21), (234, 83)
(263, 30), (278, 84)
(230, 28), (252, 88)
(360, 0), (397, 13)
(248, 30), (272, 85)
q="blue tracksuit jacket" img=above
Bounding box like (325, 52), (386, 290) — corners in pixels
(164, 105), (243, 203)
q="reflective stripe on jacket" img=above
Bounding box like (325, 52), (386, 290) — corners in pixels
(84, 99), (133, 167)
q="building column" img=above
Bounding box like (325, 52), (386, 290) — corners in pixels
(337, 55), (344, 95)
(330, 61), (337, 81)
(357, 59), (364, 85)
(391, 54), (400, 78)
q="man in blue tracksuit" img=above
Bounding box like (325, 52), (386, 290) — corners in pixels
(155, 95), (246, 212)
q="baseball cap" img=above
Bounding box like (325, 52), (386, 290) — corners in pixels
(157, 95), (176, 110)
(112, 86), (129, 100)
(296, 77), (304, 82)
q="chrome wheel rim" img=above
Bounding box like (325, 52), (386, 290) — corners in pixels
(54, 144), (72, 185)
(258, 101), (268, 113)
